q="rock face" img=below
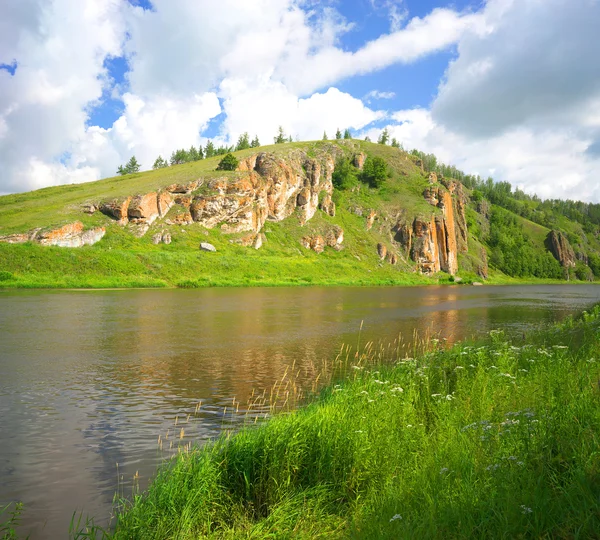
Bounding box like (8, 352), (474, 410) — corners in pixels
(353, 152), (366, 170)
(377, 243), (387, 260)
(393, 188), (460, 275)
(319, 193), (336, 217)
(302, 227), (343, 253)
(100, 197), (131, 225)
(128, 193), (159, 224)
(547, 230), (576, 267)
(366, 210), (376, 231)
(35, 222), (105, 248)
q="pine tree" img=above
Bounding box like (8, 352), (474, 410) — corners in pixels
(236, 132), (250, 151)
(188, 145), (200, 161)
(216, 153), (239, 171)
(152, 156), (167, 169)
(250, 135), (260, 148)
(322, 131), (328, 141)
(205, 140), (216, 158)
(391, 138), (400, 148)
(335, 128), (342, 140)
(287, 135), (293, 143)
(125, 156), (140, 174)
(117, 165), (126, 176)
(274, 126), (286, 144)
(364, 136), (371, 142)
(378, 128), (389, 145)
(343, 128), (351, 139)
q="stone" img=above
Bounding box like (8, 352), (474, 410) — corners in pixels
(38, 221), (105, 247)
(428, 172), (438, 184)
(157, 191), (173, 217)
(99, 197), (131, 224)
(152, 234), (162, 244)
(82, 203), (97, 214)
(377, 243), (387, 260)
(353, 152), (366, 170)
(387, 252), (398, 265)
(200, 242), (216, 252)
(546, 230), (576, 268)
(0, 233), (29, 244)
(325, 226), (344, 247)
(162, 232), (172, 245)
(253, 233), (263, 250)
(366, 210), (376, 231)
(128, 193), (159, 224)
(319, 193), (336, 217)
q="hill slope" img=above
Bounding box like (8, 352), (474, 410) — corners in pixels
(0, 140), (598, 288)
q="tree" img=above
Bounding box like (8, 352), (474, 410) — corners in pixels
(205, 140), (216, 158)
(117, 165), (126, 176)
(274, 126), (286, 144)
(343, 128), (351, 139)
(188, 145), (200, 162)
(250, 135), (260, 148)
(288, 135), (293, 143)
(378, 128), (390, 145)
(152, 156), (168, 169)
(332, 157), (357, 190)
(117, 155), (141, 175)
(170, 149), (188, 165)
(391, 138), (400, 148)
(236, 132), (250, 151)
(364, 136), (371, 142)
(361, 156), (388, 188)
(335, 128), (342, 140)
(216, 152), (239, 171)
(322, 130), (328, 141)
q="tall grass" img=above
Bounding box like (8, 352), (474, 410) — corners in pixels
(83, 305), (600, 539)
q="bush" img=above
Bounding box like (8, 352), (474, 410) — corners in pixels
(361, 156), (388, 188)
(332, 157), (357, 190)
(216, 153), (239, 171)
(575, 263), (593, 281)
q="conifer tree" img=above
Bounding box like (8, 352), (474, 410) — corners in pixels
(205, 140), (216, 158)
(322, 130), (328, 141)
(250, 135), (260, 148)
(335, 128), (342, 139)
(274, 126), (286, 144)
(343, 128), (351, 139)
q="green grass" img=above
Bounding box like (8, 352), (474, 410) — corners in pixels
(79, 305), (600, 539)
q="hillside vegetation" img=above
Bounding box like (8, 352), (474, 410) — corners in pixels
(0, 139), (599, 288)
(71, 305), (600, 538)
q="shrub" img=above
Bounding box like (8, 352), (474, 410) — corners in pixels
(361, 156), (388, 188)
(216, 153), (239, 171)
(332, 157), (357, 190)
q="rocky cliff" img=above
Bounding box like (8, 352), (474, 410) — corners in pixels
(546, 230), (576, 268)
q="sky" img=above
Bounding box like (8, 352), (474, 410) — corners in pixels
(1, 0), (600, 202)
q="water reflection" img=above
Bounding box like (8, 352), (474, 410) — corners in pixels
(0, 285), (599, 538)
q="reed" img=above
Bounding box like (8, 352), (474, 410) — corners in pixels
(70, 305), (600, 538)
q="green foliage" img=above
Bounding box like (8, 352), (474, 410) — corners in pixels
(105, 311), (600, 539)
(235, 132), (250, 151)
(390, 138), (400, 148)
(361, 156), (389, 188)
(204, 140), (216, 159)
(335, 128), (342, 140)
(332, 157), (358, 190)
(274, 126), (286, 144)
(322, 130), (328, 141)
(588, 252), (600, 277)
(152, 156), (168, 169)
(0, 502), (24, 540)
(574, 263), (593, 281)
(488, 207), (563, 279)
(117, 156), (140, 175)
(377, 128), (389, 145)
(250, 135), (260, 148)
(216, 153), (239, 171)
(343, 128), (351, 139)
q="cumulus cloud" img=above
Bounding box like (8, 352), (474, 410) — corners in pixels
(432, 0), (600, 138)
(220, 79), (384, 144)
(365, 90), (396, 102)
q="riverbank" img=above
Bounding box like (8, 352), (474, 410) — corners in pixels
(72, 304), (600, 539)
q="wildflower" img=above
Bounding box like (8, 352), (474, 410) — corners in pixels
(351, 365), (364, 370)
(431, 393), (442, 398)
(507, 456), (517, 461)
(368, 399), (375, 403)
(520, 505), (533, 514)
(354, 430), (364, 433)
(390, 386), (404, 393)
(389, 514), (402, 522)
(486, 464), (500, 471)
(360, 391), (369, 395)
(469, 364), (476, 368)
(518, 369), (528, 373)
(446, 394), (454, 401)
(455, 365), (465, 370)
(552, 345), (568, 349)
(440, 467), (450, 475)
(489, 365), (498, 370)
(517, 461), (524, 466)
(406, 424), (413, 428)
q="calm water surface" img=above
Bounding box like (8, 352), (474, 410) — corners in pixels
(1, 284), (599, 538)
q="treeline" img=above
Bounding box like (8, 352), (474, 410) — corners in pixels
(409, 149), (600, 233)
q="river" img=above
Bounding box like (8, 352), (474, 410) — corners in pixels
(1, 284), (599, 538)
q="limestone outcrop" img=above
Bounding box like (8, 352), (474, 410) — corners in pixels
(0, 221), (106, 247)
(100, 197), (131, 225)
(302, 226), (344, 253)
(547, 230), (576, 267)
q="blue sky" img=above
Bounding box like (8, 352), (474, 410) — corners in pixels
(1, 0), (600, 201)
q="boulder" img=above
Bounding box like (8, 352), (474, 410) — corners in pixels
(162, 232), (172, 245)
(366, 210), (376, 231)
(200, 242), (216, 252)
(99, 197), (131, 224)
(377, 243), (387, 260)
(319, 193), (336, 217)
(353, 152), (366, 170)
(128, 193), (159, 224)
(152, 234), (162, 245)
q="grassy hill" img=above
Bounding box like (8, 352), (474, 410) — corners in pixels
(0, 140), (598, 288)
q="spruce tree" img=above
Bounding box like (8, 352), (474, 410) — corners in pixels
(322, 131), (328, 141)
(250, 135), (260, 148)
(343, 128), (351, 139)
(236, 132), (250, 151)
(335, 128), (342, 139)
(274, 126), (286, 144)
(205, 140), (215, 158)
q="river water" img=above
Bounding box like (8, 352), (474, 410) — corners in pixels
(1, 284), (599, 538)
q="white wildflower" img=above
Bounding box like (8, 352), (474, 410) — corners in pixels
(389, 514), (402, 522)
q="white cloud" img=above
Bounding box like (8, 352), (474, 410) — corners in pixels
(219, 78), (384, 144)
(365, 90), (396, 101)
(366, 109), (600, 203)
